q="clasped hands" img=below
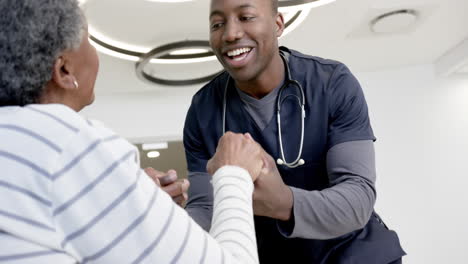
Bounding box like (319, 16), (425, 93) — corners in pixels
(143, 132), (293, 221)
(207, 132), (293, 221)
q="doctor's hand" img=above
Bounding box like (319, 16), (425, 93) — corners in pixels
(144, 167), (190, 206)
(207, 132), (264, 181)
(253, 153), (293, 221)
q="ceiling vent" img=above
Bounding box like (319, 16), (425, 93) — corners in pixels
(371, 9), (418, 34)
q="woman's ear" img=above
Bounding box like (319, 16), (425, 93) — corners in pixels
(275, 12), (285, 37)
(51, 56), (78, 90)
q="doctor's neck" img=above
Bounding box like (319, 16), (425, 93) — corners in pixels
(234, 52), (284, 99)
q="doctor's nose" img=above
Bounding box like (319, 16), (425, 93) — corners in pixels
(222, 21), (244, 43)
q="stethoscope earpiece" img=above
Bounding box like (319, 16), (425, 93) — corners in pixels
(276, 159), (284, 165)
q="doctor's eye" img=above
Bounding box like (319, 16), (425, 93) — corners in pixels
(240, 16), (255, 22)
(211, 22), (224, 31)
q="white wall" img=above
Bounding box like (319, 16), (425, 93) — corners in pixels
(82, 64), (468, 263)
(356, 65), (468, 264)
(81, 87), (197, 143)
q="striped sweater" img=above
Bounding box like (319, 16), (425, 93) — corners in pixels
(0, 104), (258, 263)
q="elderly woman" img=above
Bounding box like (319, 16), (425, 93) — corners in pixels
(0, 0), (263, 263)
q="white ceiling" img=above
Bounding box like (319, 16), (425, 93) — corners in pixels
(81, 0), (468, 95)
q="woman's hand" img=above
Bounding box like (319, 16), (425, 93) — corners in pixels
(207, 132), (264, 181)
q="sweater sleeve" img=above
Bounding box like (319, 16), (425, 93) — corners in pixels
(49, 123), (258, 263)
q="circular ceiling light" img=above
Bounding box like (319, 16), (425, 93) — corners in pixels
(135, 40), (223, 86)
(88, 9), (306, 65)
(281, 9), (311, 37)
(89, 29), (217, 64)
(371, 9), (418, 34)
(86, 0), (336, 65)
(279, 0), (336, 11)
(84, 0), (336, 86)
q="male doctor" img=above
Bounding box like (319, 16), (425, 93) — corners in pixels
(183, 0), (405, 263)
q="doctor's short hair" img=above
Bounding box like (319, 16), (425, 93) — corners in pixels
(0, 0), (85, 107)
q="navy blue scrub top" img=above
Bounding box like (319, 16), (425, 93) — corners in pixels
(184, 47), (405, 263)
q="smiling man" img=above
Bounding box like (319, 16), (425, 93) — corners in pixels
(183, 0), (406, 263)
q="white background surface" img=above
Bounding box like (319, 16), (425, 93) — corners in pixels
(358, 65), (468, 264)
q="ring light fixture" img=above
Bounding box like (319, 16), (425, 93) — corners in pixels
(83, 0), (337, 85)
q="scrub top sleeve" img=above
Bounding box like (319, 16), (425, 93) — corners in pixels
(327, 65), (376, 150)
(276, 140), (377, 239)
(183, 102), (209, 173)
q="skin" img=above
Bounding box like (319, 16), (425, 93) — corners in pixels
(144, 167), (190, 206)
(254, 151), (293, 221)
(40, 27), (98, 111)
(209, 0), (293, 221)
(207, 132), (264, 181)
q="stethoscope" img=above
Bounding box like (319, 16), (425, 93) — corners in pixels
(222, 52), (306, 168)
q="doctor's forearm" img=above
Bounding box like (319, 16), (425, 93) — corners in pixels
(280, 140), (377, 239)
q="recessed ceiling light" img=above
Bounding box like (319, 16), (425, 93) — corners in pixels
(147, 151), (161, 158)
(142, 142), (168, 150)
(371, 9), (418, 34)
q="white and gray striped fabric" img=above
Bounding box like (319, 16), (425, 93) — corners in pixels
(0, 104), (258, 264)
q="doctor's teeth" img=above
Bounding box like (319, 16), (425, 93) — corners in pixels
(227, 48), (251, 57)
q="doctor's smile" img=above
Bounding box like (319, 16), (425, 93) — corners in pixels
(224, 47), (254, 67)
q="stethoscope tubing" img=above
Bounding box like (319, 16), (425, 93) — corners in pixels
(222, 53), (306, 168)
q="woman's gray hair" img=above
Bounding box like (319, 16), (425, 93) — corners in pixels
(0, 0), (85, 106)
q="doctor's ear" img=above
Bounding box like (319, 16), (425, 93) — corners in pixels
(51, 56), (78, 91)
(275, 12), (285, 37)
